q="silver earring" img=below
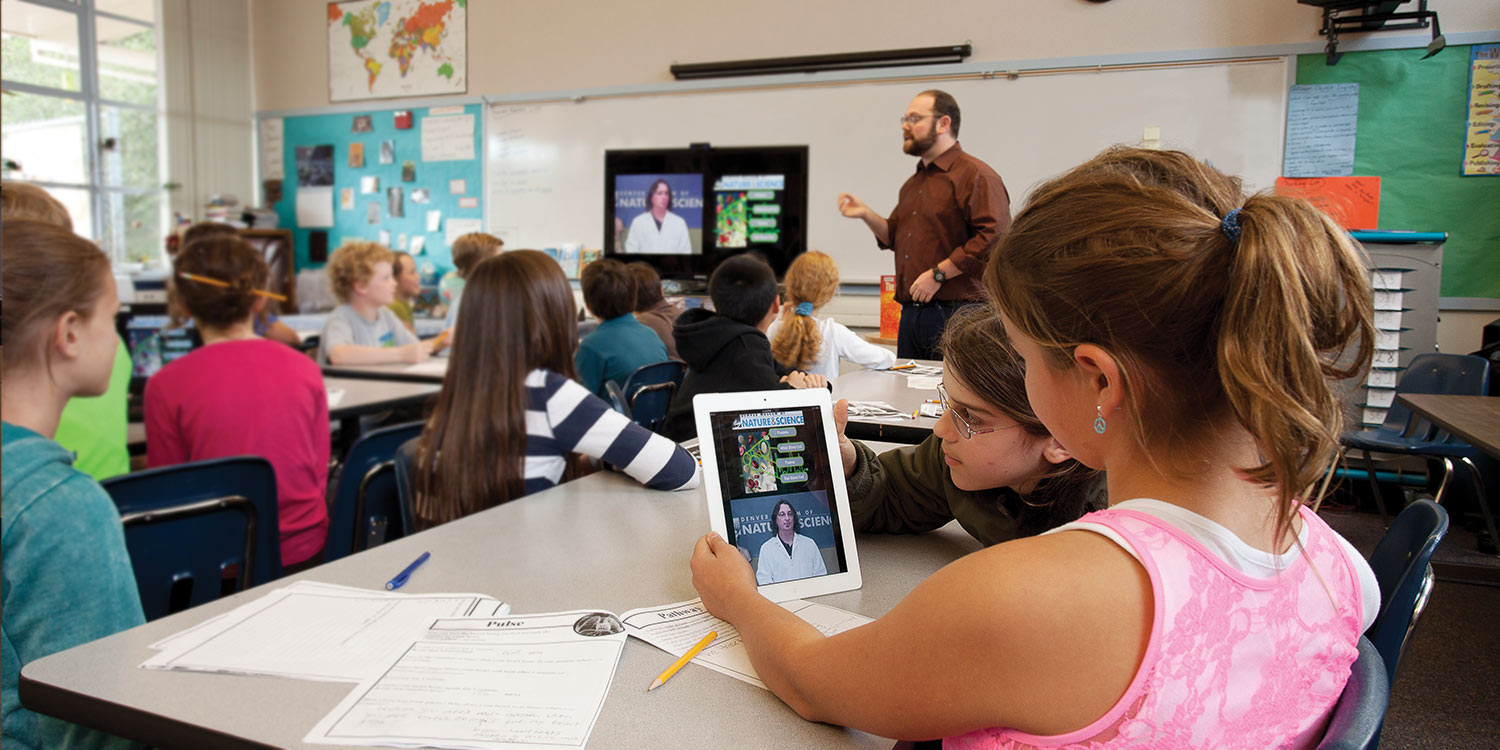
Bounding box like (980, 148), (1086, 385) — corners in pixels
(1093, 405), (1107, 434)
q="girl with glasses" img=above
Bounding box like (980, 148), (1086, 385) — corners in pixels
(835, 304), (1103, 545)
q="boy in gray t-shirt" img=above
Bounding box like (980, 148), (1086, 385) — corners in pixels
(319, 241), (444, 365)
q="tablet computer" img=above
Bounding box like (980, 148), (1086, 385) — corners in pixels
(694, 388), (862, 602)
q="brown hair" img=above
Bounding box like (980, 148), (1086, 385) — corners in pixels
(580, 258), (636, 320)
(412, 250), (581, 528)
(2, 220), (112, 376)
(918, 89), (961, 137)
(939, 305), (1105, 533)
(984, 146), (1374, 543)
(1, 181), (72, 230)
(170, 236), (269, 329)
(450, 232), (502, 278)
(626, 261), (664, 310)
(326, 241), (394, 303)
(770, 251), (839, 371)
(181, 222), (239, 247)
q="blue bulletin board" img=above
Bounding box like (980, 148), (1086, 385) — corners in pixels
(270, 102), (484, 273)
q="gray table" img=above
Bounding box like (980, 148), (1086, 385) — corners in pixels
(22, 466), (980, 749)
(321, 354), (450, 383)
(833, 360), (943, 444)
(1397, 393), (1500, 460)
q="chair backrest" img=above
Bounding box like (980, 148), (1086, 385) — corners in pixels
(1315, 636), (1390, 750)
(1381, 353), (1492, 438)
(102, 455), (282, 621)
(393, 436), (421, 534)
(1365, 498), (1449, 687)
(615, 360), (687, 433)
(323, 420), (425, 563)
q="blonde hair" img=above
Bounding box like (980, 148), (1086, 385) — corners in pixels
(985, 146), (1373, 543)
(1, 181), (73, 230)
(326, 241), (394, 303)
(770, 251), (839, 371)
(450, 232), (503, 278)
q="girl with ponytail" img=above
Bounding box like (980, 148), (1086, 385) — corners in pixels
(769, 251), (895, 378)
(690, 146), (1379, 748)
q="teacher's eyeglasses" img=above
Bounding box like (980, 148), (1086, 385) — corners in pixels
(936, 383), (1024, 440)
(899, 113), (935, 127)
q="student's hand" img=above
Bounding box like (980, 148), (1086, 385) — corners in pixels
(780, 371), (827, 389)
(834, 399), (857, 475)
(400, 342), (430, 364)
(836, 192), (869, 220)
(428, 328), (452, 354)
(691, 532), (756, 620)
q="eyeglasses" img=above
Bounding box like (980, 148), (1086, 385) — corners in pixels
(936, 383), (1024, 440)
(899, 113), (935, 127)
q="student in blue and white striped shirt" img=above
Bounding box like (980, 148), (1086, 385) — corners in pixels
(409, 250), (699, 529)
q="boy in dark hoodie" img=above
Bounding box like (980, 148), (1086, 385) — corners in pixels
(663, 254), (827, 441)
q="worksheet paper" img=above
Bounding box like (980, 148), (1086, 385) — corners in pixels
(845, 400), (916, 421)
(142, 581), (508, 683)
(404, 358), (449, 376)
(620, 598), (871, 690)
(305, 611), (626, 750)
(906, 375), (943, 390)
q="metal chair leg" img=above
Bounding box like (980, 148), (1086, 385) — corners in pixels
(1457, 456), (1498, 558)
(1361, 449), (1390, 522)
(1429, 457), (1454, 505)
(1400, 565), (1437, 667)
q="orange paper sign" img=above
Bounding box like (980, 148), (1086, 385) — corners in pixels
(879, 275), (900, 340)
(1274, 176), (1381, 230)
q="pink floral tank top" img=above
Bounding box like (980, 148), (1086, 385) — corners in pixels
(946, 505), (1364, 750)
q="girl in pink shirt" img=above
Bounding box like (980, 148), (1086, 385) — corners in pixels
(690, 147), (1378, 748)
(146, 235), (330, 570)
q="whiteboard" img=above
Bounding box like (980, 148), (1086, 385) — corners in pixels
(486, 59), (1288, 282)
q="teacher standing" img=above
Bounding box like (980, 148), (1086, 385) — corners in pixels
(837, 90), (1010, 360)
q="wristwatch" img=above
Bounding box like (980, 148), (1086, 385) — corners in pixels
(931, 265), (947, 284)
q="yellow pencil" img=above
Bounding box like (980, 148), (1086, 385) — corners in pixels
(890, 363), (916, 371)
(647, 630), (717, 692)
(176, 271), (288, 302)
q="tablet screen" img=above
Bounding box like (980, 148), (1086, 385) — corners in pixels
(707, 405), (848, 585)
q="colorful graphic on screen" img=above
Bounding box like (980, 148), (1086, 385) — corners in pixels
(713, 175), (784, 249)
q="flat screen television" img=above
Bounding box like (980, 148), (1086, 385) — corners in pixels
(604, 145), (808, 280)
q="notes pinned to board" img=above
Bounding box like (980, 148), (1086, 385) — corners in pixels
(421, 113), (476, 162)
(260, 118), (285, 180)
(1283, 83), (1359, 177)
(1275, 176), (1380, 230)
(445, 217), (484, 246)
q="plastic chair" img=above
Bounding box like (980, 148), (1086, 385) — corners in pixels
(1342, 353), (1493, 544)
(1315, 636), (1390, 750)
(1365, 498), (1449, 689)
(101, 456), (283, 621)
(393, 436), (421, 534)
(605, 360), (688, 433)
(323, 421), (425, 563)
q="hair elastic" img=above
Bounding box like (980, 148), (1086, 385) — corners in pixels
(795, 301), (814, 316)
(1220, 208), (1243, 244)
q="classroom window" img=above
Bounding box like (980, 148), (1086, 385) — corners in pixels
(1, 0), (165, 266)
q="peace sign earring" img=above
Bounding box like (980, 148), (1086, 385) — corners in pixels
(1093, 405), (1107, 434)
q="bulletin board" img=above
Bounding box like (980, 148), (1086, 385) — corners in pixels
(268, 102), (485, 272)
(1296, 45), (1500, 301)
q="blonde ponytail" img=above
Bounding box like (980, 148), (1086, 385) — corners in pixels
(771, 251), (839, 371)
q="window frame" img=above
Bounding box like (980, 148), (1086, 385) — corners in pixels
(2, 0), (164, 265)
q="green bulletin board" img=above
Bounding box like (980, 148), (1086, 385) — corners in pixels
(1296, 45), (1499, 300)
(270, 102), (484, 273)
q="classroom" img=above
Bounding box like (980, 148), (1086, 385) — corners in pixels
(3, 1), (1500, 748)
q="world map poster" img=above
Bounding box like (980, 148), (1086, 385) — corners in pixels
(328, 0), (467, 102)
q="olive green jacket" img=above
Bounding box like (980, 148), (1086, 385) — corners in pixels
(845, 434), (1105, 546)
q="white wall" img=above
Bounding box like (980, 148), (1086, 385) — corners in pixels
(250, 0), (1500, 111)
(161, 0), (256, 221)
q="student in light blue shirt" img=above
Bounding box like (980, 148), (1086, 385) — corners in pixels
(575, 259), (668, 397)
(2, 220), (144, 750)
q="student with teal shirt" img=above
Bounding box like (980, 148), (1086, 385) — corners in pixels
(1, 180), (132, 482)
(2, 220), (145, 750)
(575, 258), (668, 397)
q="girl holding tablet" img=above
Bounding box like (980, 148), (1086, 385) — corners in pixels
(838, 305), (1103, 546)
(691, 147), (1378, 746)
(409, 250), (699, 529)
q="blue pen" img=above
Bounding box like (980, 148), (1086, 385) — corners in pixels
(386, 551), (431, 590)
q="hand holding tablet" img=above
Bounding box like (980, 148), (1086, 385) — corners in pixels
(693, 388), (863, 602)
